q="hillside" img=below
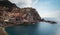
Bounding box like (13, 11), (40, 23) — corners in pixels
(0, 0), (42, 27)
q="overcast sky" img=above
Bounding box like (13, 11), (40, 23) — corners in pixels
(9, 0), (60, 18)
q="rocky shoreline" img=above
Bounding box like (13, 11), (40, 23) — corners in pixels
(0, 27), (8, 35)
(0, 0), (56, 35)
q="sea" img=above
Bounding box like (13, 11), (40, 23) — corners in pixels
(5, 18), (60, 35)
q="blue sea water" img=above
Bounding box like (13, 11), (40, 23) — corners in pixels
(5, 18), (60, 35)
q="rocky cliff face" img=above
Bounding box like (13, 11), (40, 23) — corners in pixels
(0, 0), (42, 26)
(0, 0), (56, 27)
(0, 0), (56, 35)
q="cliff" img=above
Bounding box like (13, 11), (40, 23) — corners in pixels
(0, 0), (57, 35)
(0, 0), (56, 27)
(0, 0), (41, 25)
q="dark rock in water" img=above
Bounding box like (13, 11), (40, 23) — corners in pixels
(44, 21), (56, 24)
(0, 0), (56, 27)
(41, 19), (57, 24)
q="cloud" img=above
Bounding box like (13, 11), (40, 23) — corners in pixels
(9, 0), (20, 3)
(9, 0), (60, 18)
(9, 0), (32, 7)
(34, 0), (60, 18)
(9, 0), (39, 7)
(39, 10), (60, 18)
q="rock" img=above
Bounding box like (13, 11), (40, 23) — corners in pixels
(0, 0), (8, 1)
(0, 0), (41, 23)
(0, 0), (56, 27)
(0, 0), (57, 35)
(0, 0), (17, 7)
(0, 27), (8, 35)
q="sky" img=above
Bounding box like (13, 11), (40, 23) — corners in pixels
(9, 0), (60, 18)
